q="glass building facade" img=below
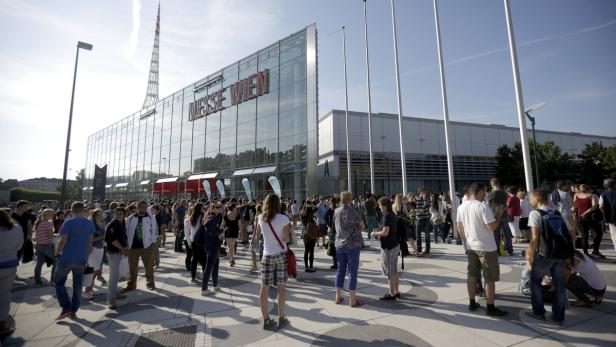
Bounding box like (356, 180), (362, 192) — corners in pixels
(84, 25), (318, 202)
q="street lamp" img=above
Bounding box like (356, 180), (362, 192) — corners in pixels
(524, 101), (545, 189)
(61, 41), (93, 203)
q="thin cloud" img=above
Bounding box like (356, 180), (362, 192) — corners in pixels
(123, 0), (142, 60)
(401, 17), (616, 78)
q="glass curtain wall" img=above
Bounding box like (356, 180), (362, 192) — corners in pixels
(84, 25), (317, 201)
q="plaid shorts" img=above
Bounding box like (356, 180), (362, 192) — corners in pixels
(261, 252), (288, 286)
(381, 245), (400, 277)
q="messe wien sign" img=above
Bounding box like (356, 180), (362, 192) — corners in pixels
(189, 69), (270, 121)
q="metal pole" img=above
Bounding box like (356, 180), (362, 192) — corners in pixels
(61, 46), (81, 203)
(531, 119), (540, 187)
(363, 0), (375, 194)
(390, 0), (408, 196)
(503, 0), (534, 192)
(433, 0), (457, 210)
(342, 26), (352, 193)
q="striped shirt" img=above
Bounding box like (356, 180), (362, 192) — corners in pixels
(414, 197), (431, 219)
(35, 221), (54, 245)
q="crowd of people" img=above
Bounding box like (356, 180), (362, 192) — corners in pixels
(0, 177), (614, 335)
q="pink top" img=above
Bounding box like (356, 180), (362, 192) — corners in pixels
(507, 195), (521, 217)
(35, 221), (54, 245)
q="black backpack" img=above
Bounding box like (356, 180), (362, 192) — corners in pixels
(537, 209), (574, 259)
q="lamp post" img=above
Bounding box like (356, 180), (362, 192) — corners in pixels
(524, 102), (545, 188)
(61, 41), (93, 203)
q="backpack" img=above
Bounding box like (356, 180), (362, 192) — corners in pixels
(537, 209), (574, 260)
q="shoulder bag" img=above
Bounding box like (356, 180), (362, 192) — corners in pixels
(267, 220), (297, 278)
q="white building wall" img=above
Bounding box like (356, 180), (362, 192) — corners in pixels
(320, 110), (616, 157)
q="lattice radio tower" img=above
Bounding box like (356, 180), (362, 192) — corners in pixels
(142, 3), (160, 108)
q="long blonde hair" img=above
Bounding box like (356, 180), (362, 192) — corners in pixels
(90, 208), (105, 227)
(262, 194), (281, 222)
(392, 194), (404, 213)
(34, 208), (54, 229)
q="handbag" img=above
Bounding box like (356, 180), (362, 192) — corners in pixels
(267, 220), (297, 278)
(307, 223), (319, 240)
(21, 239), (34, 263)
(119, 256), (130, 282)
(327, 241), (336, 257)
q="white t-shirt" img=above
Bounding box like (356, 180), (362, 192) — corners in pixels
(527, 206), (549, 230)
(456, 200), (497, 252)
(520, 198), (531, 218)
(259, 213), (290, 256)
(576, 254), (606, 290)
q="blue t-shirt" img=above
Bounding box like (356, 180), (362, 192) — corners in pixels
(93, 224), (105, 249)
(59, 217), (95, 264)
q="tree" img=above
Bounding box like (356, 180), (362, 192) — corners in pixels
(577, 142), (607, 186)
(602, 144), (616, 179)
(0, 179), (19, 191)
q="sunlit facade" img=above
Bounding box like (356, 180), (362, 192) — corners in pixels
(84, 25), (318, 201)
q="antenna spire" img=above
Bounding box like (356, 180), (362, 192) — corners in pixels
(142, 3), (160, 108)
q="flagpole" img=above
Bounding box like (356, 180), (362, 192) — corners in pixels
(390, 0), (407, 196)
(503, 0), (534, 192)
(342, 26), (352, 193)
(433, 0), (456, 205)
(363, 0), (375, 194)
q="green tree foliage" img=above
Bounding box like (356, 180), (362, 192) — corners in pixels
(495, 141), (616, 188)
(0, 179), (19, 191)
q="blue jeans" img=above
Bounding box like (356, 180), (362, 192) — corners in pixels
(202, 247), (219, 291)
(34, 244), (56, 284)
(335, 246), (360, 291)
(107, 252), (122, 304)
(55, 261), (86, 312)
(494, 219), (513, 254)
(416, 218), (431, 253)
(531, 254), (567, 322)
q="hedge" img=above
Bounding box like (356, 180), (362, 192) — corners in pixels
(10, 188), (60, 202)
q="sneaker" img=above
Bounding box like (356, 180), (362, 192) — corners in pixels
(82, 292), (94, 300)
(212, 286), (219, 292)
(379, 293), (396, 301)
(592, 251), (606, 259)
(191, 278), (200, 284)
(0, 326), (15, 337)
(69, 312), (77, 320)
(486, 307), (508, 317)
(469, 302), (481, 312)
(278, 316), (290, 329)
(201, 290), (211, 296)
(230, 259), (236, 267)
(524, 311), (546, 321)
(263, 317), (277, 331)
(97, 277), (108, 286)
(549, 315), (564, 326)
(55, 309), (72, 320)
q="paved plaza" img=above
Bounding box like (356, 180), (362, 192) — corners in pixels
(4, 229), (616, 347)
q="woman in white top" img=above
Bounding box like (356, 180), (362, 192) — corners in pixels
(0, 209), (24, 336)
(185, 204), (206, 283)
(253, 194), (290, 331)
(518, 191), (531, 242)
(430, 194), (447, 243)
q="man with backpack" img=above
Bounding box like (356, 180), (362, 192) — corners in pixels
(599, 178), (616, 256)
(526, 190), (575, 325)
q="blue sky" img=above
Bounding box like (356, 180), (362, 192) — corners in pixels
(1, 0), (615, 180)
